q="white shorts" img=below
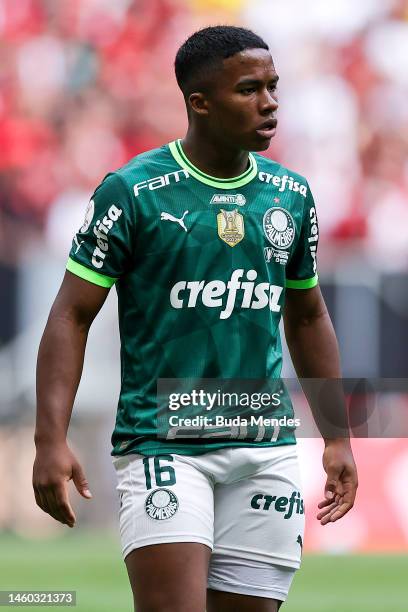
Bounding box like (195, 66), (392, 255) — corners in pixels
(113, 445), (304, 601)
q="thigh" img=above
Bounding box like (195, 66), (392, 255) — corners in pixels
(207, 589), (281, 612)
(114, 453), (214, 558)
(126, 542), (211, 612)
(213, 447), (305, 570)
(209, 447), (304, 605)
(207, 554), (295, 609)
(113, 453), (215, 611)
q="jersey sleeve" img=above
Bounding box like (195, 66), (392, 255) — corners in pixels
(285, 183), (319, 289)
(66, 173), (135, 288)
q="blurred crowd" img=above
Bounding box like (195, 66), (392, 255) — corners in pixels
(1, 2), (407, 543)
(246, 0), (408, 266)
(0, 0), (407, 265)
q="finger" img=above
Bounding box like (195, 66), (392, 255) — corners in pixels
(40, 486), (69, 525)
(328, 481), (356, 522)
(318, 497), (335, 509)
(34, 488), (48, 514)
(317, 491), (342, 509)
(329, 500), (353, 522)
(72, 463), (92, 499)
(40, 483), (75, 527)
(35, 486), (58, 518)
(46, 487), (70, 525)
(318, 509), (338, 523)
(341, 478), (358, 506)
(324, 458), (345, 498)
(320, 501), (344, 525)
(321, 511), (339, 525)
(324, 474), (341, 500)
(52, 484), (76, 526)
(318, 502), (340, 521)
(317, 501), (337, 520)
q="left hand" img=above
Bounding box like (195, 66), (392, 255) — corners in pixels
(317, 439), (358, 525)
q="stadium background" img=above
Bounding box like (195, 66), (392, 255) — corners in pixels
(0, 0), (407, 610)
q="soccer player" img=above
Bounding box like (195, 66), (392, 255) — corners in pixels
(33, 26), (358, 612)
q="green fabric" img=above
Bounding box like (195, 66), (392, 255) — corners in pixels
(66, 257), (117, 288)
(169, 140), (258, 188)
(67, 143), (319, 456)
(286, 274), (318, 289)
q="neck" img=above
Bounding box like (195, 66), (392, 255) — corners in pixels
(181, 124), (249, 179)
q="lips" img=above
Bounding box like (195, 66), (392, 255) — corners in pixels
(255, 119), (277, 140)
(257, 118), (277, 130)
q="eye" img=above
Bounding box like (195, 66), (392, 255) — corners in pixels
(240, 87), (256, 95)
(268, 83), (278, 93)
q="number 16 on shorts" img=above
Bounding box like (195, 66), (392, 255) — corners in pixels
(142, 455), (177, 489)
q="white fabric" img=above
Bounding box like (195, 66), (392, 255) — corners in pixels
(208, 553), (295, 601)
(113, 446), (304, 598)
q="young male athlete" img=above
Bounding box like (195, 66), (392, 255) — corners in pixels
(33, 26), (358, 612)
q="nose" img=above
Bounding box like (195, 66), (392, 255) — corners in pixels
(259, 88), (278, 114)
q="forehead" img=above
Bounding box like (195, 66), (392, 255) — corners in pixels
(220, 48), (276, 83)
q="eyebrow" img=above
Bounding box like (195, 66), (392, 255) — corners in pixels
(236, 75), (279, 87)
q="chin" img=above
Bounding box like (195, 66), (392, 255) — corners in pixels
(231, 134), (273, 153)
(250, 138), (272, 152)
(254, 140), (272, 152)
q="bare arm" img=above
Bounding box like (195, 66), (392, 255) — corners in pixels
(33, 271), (110, 527)
(283, 285), (358, 524)
(284, 285), (340, 378)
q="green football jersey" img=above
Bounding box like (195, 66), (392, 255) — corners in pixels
(67, 139), (319, 456)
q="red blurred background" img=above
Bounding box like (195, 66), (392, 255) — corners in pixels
(0, 0), (407, 552)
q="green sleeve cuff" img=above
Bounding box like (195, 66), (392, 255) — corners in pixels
(285, 274), (318, 289)
(66, 257), (117, 288)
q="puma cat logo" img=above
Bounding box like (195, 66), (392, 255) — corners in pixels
(160, 210), (189, 232)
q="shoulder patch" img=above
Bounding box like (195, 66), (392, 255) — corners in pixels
(80, 199), (95, 233)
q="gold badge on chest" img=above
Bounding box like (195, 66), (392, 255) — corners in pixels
(217, 208), (245, 247)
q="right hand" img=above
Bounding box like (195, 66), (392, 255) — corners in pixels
(317, 439), (358, 525)
(32, 441), (92, 528)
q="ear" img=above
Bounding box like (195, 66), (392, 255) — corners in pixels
(188, 92), (209, 116)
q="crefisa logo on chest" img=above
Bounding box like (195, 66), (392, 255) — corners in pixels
(263, 207), (295, 266)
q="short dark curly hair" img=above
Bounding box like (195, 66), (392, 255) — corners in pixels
(175, 25), (269, 97)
